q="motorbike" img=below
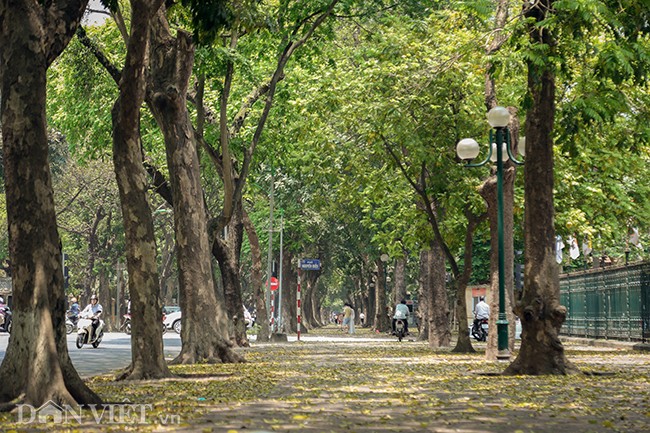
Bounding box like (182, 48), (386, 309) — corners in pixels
(65, 313), (79, 334)
(471, 317), (489, 342)
(122, 312), (167, 335)
(394, 318), (407, 342)
(121, 313), (132, 335)
(76, 315), (105, 349)
(0, 303), (11, 333)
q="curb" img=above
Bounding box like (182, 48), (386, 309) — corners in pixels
(560, 336), (650, 351)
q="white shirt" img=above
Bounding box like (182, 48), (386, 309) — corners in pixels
(474, 301), (490, 319)
(81, 302), (103, 318)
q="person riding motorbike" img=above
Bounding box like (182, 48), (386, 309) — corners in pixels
(473, 296), (490, 329)
(68, 297), (80, 326)
(392, 299), (410, 335)
(80, 294), (103, 341)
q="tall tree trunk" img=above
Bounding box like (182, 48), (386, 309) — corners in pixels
(393, 257), (407, 304)
(360, 273), (370, 327)
(373, 259), (391, 332)
(504, 0), (577, 375)
(82, 206), (105, 299)
(213, 206), (248, 346)
(366, 267), (376, 328)
(281, 250), (297, 333)
(428, 239), (452, 347)
(112, 0), (170, 380)
(0, 0), (101, 408)
(159, 223), (176, 304)
(309, 283), (323, 328)
(417, 249), (431, 341)
(480, 167), (517, 360)
(452, 207), (486, 353)
(302, 274), (316, 329)
(242, 208), (270, 340)
(147, 9), (242, 361)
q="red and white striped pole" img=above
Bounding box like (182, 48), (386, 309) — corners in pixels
(270, 289), (275, 332)
(297, 267), (302, 341)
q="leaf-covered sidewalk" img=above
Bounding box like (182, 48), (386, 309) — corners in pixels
(2, 326), (649, 432)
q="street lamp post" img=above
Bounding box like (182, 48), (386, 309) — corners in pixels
(456, 106), (524, 360)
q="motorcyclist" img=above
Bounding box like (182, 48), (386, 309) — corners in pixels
(68, 297), (80, 325)
(473, 296), (490, 330)
(80, 294), (103, 341)
(392, 299), (410, 335)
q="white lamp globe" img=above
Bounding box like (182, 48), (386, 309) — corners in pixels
(456, 138), (480, 160)
(518, 136), (526, 157)
(489, 142), (509, 163)
(487, 106), (510, 128)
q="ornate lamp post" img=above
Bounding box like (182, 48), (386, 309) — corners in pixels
(456, 106), (524, 360)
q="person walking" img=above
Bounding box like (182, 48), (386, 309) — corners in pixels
(342, 303), (355, 333)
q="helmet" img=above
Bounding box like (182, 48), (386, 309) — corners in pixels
(90, 295), (98, 301)
(71, 297), (77, 303)
(479, 296), (485, 302)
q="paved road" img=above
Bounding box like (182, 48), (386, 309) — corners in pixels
(0, 331), (399, 377)
(0, 331), (183, 377)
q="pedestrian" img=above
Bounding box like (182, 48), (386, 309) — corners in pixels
(348, 304), (356, 334)
(359, 311), (365, 326)
(342, 303), (354, 333)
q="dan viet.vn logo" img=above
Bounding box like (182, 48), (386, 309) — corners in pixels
(17, 400), (181, 425)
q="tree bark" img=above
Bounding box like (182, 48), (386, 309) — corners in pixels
(280, 250), (297, 333)
(212, 204), (248, 347)
(504, 0), (578, 375)
(428, 239), (451, 347)
(111, 0), (171, 380)
(373, 259), (391, 332)
(450, 207), (486, 353)
(147, 8), (244, 360)
(0, 0), (101, 408)
(242, 208), (270, 340)
(393, 257), (407, 305)
(417, 250), (431, 341)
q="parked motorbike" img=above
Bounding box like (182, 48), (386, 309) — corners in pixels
(394, 318), (407, 342)
(121, 313), (132, 335)
(76, 316), (105, 348)
(65, 313), (79, 335)
(0, 303), (12, 333)
(122, 312), (167, 335)
(471, 318), (488, 342)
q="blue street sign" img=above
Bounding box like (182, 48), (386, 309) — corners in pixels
(300, 259), (321, 270)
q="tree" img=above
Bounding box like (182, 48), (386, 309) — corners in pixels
(0, 0), (101, 407)
(505, 0), (650, 375)
(111, 0), (171, 380)
(147, 5), (242, 363)
(503, 0), (574, 375)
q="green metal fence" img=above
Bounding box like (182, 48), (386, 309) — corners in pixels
(560, 261), (650, 342)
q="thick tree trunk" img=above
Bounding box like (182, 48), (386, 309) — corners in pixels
(302, 274), (317, 329)
(366, 272), (376, 329)
(373, 259), (391, 332)
(504, 0), (577, 375)
(427, 240), (452, 347)
(209, 203), (248, 346)
(0, 0), (101, 408)
(393, 257), (407, 305)
(242, 208), (270, 340)
(452, 208), (486, 353)
(112, 0), (170, 380)
(479, 167), (517, 360)
(147, 10), (242, 361)
(417, 250), (430, 341)
(213, 211), (248, 347)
